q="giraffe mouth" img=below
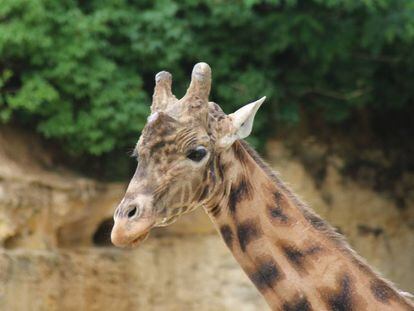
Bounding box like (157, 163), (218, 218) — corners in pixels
(129, 231), (150, 248)
(111, 216), (155, 248)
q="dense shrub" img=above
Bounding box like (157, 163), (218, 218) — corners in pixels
(1, 0), (413, 159)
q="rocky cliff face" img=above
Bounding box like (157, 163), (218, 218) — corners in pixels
(0, 126), (124, 249)
(0, 127), (412, 310)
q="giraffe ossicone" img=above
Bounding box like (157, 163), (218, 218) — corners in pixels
(111, 63), (414, 310)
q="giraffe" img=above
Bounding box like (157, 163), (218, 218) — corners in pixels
(111, 63), (414, 310)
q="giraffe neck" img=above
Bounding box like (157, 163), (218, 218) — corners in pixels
(204, 140), (413, 310)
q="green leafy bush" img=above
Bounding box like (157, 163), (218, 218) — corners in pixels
(1, 0), (414, 158)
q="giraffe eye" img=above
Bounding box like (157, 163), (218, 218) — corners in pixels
(187, 146), (208, 162)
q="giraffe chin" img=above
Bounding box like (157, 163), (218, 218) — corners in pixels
(128, 231), (150, 248)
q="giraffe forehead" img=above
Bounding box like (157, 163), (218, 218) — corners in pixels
(140, 118), (209, 157)
(142, 102), (227, 144)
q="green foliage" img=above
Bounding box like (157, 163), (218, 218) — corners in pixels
(1, 0), (414, 159)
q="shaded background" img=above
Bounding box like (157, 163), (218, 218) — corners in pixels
(0, 1), (413, 310)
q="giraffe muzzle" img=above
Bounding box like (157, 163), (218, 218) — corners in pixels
(111, 206), (156, 248)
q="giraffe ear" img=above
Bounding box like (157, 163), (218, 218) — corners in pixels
(218, 97), (266, 149)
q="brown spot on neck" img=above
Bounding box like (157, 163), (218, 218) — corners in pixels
(369, 278), (413, 309)
(279, 241), (324, 275)
(248, 256), (284, 291)
(267, 191), (290, 224)
(370, 279), (395, 304)
(219, 225), (234, 249)
(236, 218), (262, 252)
(228, 175), (253, 214)
(321, 273), (359, 311)
(283, 296), (313, 311)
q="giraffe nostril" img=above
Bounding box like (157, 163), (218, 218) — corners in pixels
(127, 206), (138, 219)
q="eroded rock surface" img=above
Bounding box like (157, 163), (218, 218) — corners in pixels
(0, 126), (124, 249)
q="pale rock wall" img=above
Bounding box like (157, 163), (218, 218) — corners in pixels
(0, 126), (124, 249)
(0, 127), (413, 310)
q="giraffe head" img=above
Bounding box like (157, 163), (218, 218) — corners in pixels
(111, 63), (265, 247)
